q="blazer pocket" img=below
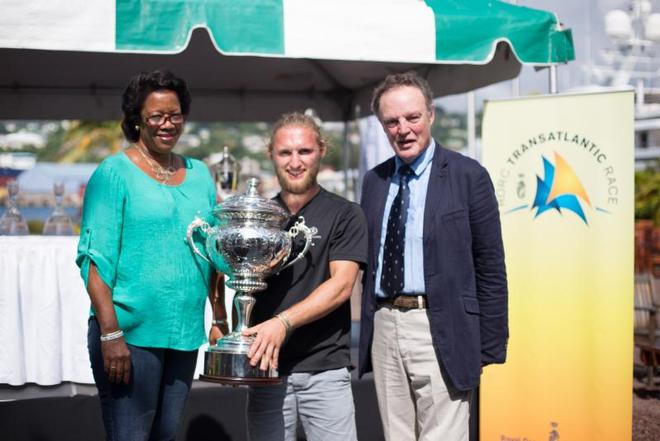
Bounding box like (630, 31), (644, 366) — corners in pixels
(441, 209), (467, 221)
(440, 209), (471, 246)
(463, 297), (480, 314)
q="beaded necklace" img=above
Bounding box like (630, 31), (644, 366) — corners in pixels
(135, 145), (176, 184)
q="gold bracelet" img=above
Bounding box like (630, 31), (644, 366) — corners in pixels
(275, 312), (292, 333)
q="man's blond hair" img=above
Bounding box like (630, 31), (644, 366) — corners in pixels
(268, 112), (327, 151)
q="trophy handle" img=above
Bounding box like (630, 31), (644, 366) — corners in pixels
(280, 216), (317, 271)
(186, 216), (212, 263)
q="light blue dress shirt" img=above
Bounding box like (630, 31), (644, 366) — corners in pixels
(376, 141), (435, 298)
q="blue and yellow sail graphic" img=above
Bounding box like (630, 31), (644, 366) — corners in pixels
(532, 151), (591, 224)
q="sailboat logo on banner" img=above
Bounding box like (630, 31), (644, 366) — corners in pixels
(531, 152), (591, 224)
(503, 150), (613, 225)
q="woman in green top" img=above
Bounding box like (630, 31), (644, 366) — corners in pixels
(76, 70), (227, 441)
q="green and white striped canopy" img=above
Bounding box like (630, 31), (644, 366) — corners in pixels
(0, 0), (574, 121)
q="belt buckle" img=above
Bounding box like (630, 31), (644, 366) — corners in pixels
(392, 294), (425, 310)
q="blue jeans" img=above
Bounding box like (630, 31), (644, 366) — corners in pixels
(247, 367), (357, 441)
(88, 318), (197, 441)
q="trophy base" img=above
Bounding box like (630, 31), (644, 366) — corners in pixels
(199, 374), (283, 386)
(201, 348), (282, 387)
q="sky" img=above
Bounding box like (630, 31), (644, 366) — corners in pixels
(440, 0), (660, 111)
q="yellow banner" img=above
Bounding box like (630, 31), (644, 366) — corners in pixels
(480, 91), (634, 441)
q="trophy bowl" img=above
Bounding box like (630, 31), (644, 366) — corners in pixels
(186, 178), (316, 385)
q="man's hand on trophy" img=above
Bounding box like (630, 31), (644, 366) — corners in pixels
(243, 318), (288, 371)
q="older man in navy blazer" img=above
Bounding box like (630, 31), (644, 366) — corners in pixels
(359, 72), (508, 441)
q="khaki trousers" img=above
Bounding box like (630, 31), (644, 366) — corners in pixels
(372, 305), (472, 441)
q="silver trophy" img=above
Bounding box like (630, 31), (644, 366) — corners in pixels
(186, 178), (316, 385)
(212, 146), (240, 200)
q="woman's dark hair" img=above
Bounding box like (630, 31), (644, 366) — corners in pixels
(120, 69), (192, 142)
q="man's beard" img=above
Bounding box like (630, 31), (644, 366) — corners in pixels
(275, 162), (320, 195)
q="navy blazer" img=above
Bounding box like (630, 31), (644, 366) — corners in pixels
(358, 144), (508, 391)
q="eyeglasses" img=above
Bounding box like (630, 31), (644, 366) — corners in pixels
(143, 113), (185, 126)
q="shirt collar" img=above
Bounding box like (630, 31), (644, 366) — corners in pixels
(394, 139), (435, 177)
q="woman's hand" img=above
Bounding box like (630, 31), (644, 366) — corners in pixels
(209, 323), (228, 346)
(208, 272), (229, 347)
(243, 318), (288, 371)
(86, 264), (130, 385)
(101, 338), (131, 385)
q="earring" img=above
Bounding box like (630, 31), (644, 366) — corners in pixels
(134, 125), (140, 131)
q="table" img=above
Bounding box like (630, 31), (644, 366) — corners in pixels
(1, 236), (91, 385)
(0, 236), (216, 386)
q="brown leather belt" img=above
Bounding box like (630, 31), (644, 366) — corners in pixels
(377, 294), (427, 310)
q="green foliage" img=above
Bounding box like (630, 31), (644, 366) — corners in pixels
(3, 110), (467, 171)
(431, 106), (473, 152)
(182, 122), (270, 166)
(4, 121), (124, 163)
(635, 162), (660, 225)
(57, 121), (123, 162)
(38, 125), (67, 161)
(322, 123), (360, 171)
(181, 121), (358, 171)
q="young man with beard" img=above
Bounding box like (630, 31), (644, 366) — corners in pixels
(242, 112), (368, 441)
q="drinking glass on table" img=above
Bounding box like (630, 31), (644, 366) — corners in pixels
(0, 180), (29, 235)
(42, 181), (74, 235)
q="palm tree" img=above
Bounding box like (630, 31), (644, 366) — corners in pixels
(56, 121), (123, 163)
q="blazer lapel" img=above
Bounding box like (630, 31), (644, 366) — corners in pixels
(371, 158), (395, 261)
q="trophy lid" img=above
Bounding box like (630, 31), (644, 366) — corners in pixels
(213, 178), (289, 225)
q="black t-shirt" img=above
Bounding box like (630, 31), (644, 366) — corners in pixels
(251, 187), (368, 375)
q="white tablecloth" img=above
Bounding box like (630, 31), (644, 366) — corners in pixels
(0, 236), (217, 386)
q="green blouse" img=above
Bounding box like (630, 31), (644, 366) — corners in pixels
(76, 152), (216, 350)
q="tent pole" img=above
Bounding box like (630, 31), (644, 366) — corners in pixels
(342, 120), (350, 199)
(467, 91), (477, 161)
(549, 65), (558, 94)
(511, 0), (520, 97)
(512, 77), (520, 97)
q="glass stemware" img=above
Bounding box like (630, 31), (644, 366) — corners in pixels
(0, 180), (30, 235)
(42, 182), (74, 235)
